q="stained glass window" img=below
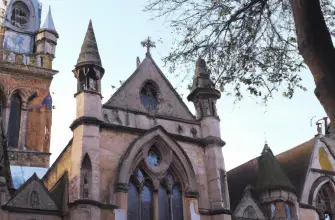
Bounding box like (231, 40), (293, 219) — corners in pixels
(8, 94), (21, 148)
(159, 185), (170, 220)
(148, 150), (161, 166)
(127, 182), (139, 220)
(172, 185), (183, 220)
(141, 83), (158, 110)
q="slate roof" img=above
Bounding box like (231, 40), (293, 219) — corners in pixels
(49, 172), (68, 212)
(227, 137), (316, 209)
(41, 6), (57, 33)
(256, 145), (296, 193)
(76, 20), (103, 69)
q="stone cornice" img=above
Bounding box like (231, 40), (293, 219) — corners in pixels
(74, 90), (103, 99)
(310, 168), (335, 176)
(0, 62), (57, 78)
(1, 205), (62, 216)
(198, 208), (232, 215)
(184, 191), (199, 198)
(102, 105), (200, 125)
(115, 183), (129, 193)
(299, 203), (317, 210)
(70, 116), (103, 131)
(101, 123), (225, 148)
(68, 199), (118, 210)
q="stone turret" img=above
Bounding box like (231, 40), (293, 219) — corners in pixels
(69, 20), (103, 219)
(257, 143), (299, 219)
(35, 6), (59, 69)
(187, 58), (231, 219)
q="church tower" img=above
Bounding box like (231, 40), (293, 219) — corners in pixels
(0, 0), (58, 168)
(69, 20), (104, 219)
(187, 58), (231, 217)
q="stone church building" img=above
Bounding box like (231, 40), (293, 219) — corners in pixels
(0, 0), (334, 219)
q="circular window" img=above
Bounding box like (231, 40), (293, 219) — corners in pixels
(140, 83), (158, 110)
(10, 2), (30, 29)
(147, 149), (161, 166)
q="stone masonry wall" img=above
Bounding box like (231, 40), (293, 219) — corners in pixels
(8, 150), (50, 167)
(43, 144), (72, 190)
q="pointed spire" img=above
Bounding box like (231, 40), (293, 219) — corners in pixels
(42, 6), (57, 33)
(76, 20), (102, 68)
(257, 143), (296, 193)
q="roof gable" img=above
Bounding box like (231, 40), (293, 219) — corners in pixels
(5, 173), (58, 211)
(233, 186), (267, 219)
(103, 56), (196, 121)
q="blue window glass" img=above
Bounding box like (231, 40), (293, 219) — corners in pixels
(172, 185), (184, 220)
(148, 150), (160, 166)
(271, 203), (276, 217)
(141, 84), (158, 110)
(285, 203), (292, 219)
(141, 185), (153, 220)
(158, 185), (170, 220)
(137, 169), (144, 184)
(127, 182), (139, 220)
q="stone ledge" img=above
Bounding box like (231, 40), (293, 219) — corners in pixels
(198, 208), (232, 215)
(1, 205), (62, 216)
(7, 150), (50, 168)
(69, 116), (103, 131)
(68, 199), (118, 210)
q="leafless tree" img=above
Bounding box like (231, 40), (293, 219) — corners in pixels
(144, 0), (335, 131)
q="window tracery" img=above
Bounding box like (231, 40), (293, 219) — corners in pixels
(127, 168), (153, 220)
(10, 2), (29, 29)
(316, 182), (335, 219)
(127, 168), (184, 220)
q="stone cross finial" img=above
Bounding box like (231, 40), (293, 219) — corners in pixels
(141, 37), (156, 57)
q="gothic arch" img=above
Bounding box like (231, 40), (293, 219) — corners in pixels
(80, 153), (92, 199)
(116, 126), (198, 195)
(5, 0), (40, 31)
(309, 176), (335, 205)
(309, 176), (335, 216)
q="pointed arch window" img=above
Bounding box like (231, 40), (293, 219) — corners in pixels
(10, 2), (30, 29)
(316, 182), (335, 219)
(8, 94), (21, 148)
(127, 168), (153, 220)
(140, 82), (159, 110)
(81, 154), (92, 199)
(157, 172), (184, 220)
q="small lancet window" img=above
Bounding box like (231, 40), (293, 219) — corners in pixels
(157, 172), (184, 220)
(81, 154), (92, 199)
(8, 94), (21, 148)
(285, 203), (292, 219)
(140, 82), (158, 110)
(270, 203), (276, 217)
(10, 2), (29, 29)
(127, 169), (154, 220)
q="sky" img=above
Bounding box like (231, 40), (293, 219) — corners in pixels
(39, 0), (326, 171)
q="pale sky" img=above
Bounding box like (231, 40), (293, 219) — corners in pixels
(40, 0), (326, 171)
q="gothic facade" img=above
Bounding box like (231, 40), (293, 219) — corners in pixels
(0, 1), (334, 220)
